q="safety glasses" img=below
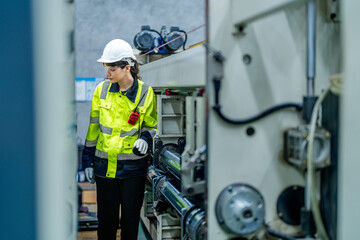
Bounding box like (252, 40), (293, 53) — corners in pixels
(104, 64), (128, 73)
(104, 66), (120, 73)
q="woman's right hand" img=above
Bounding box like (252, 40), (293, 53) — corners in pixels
(85, 167), (95, 184)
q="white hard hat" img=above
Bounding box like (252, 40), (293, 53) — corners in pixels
(97, 39), (136, 66)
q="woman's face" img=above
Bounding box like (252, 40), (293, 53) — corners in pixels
(104, 64), (130, 83)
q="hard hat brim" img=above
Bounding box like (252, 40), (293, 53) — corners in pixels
(97, 56), (136, 66)
(97, 57), (112, 63)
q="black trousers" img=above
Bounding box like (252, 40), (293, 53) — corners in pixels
(95, 175), (146, 240)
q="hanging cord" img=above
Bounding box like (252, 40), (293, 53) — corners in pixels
(307, 87), (331, 240)
(306, 74), (342, 240)
(178, 30), (188, 50)
(265, 224), (297, 240)
(149, 29), (165, 45)
(141, 24), (206, 56)
(206, 43), (302, 125)
(212, 77), (302, 124)
(214, 101), (302, 124)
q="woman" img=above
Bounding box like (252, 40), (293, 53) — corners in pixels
(82, 39), (157, 240)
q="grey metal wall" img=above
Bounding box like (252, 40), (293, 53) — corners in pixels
(75, 0), (206, 78)
(75, 0), (205, 151)
(76, 102), (91, 149)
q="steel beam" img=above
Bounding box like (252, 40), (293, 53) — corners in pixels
(140, 46), (206, 88)
(231, 0), (307, 29)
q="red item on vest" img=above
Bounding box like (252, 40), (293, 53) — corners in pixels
(128, 111), (139, 125)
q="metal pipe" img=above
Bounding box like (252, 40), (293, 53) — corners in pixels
(305, 177), (311, 211)
(148, 166), (193, 215)
(304, 1), (317, 236)
(157, 179), (206, 240)
(307, 0), (316, 96)
(157, 177), (194, 215)
(304, 177), (312, 237)
(147, 166), (205, 239)
(160, 150), (181, 177)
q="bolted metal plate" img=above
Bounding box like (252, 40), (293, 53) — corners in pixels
(215, 183), (265, 235)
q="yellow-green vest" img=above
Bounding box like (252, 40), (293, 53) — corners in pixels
(85, 79), (157, 178)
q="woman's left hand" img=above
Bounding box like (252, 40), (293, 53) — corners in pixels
(133, 139), (148, 154)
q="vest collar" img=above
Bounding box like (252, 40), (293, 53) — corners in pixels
(109, 76), (138, 103)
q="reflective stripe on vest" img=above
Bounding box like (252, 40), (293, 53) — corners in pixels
(120, 128), (139, 137)
(95, 149), (144, 161)
(100, 80), (111, 100)
(100, 124), (113, 135)
(85, 140), (97, 147)
(95, 149), (108, 159)
(138, 84), (149, 107)
(90, 116), (99, 124)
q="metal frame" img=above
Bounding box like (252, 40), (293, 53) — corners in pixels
(140, 46), (206, 88)
(231, 0), (307, 30)
(338, 0), (360, 239)
(182, 97), (206, 196)
(207, 0), (340, 239)
(33, 0), (77, 239)
(156, 95), (186, 146)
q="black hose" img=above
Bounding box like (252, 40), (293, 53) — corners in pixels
(213, 79), (302, 125)
(179, 30), (188, 50)
(150, 29), (165, 45)
(213, 102), (302, 125)
(267, 227), (298, 240)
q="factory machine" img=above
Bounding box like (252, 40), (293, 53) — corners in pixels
(138, 45), (207, 240)
(138, 0), (356, 240)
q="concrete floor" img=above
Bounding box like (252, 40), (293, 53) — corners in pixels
(78, 222), (150, 240)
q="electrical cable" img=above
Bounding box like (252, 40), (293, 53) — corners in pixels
(265, 225), (297, 240)
(212, 78), (302, 125)
(150, 29), (165, 45)
(307, 86), (331, 240)
(329, 74), (343, 95)
(178, 30), (188, 50)
(213, 103), (302, 125)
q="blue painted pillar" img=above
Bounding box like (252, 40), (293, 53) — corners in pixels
(0, 0), (36, 239)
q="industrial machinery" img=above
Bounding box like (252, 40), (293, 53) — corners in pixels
(139, 45), (206, 240)
(138, 0), (351, 240)
(134, 25), (186, 54)
(4, 0), (360, 240)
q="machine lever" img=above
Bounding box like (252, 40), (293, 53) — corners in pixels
(182, 145), (206, 173)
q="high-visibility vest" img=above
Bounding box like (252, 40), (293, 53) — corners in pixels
(84, 79), (157, 178)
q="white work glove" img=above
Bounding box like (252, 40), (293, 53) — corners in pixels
(133, 139), (148, 154)
(85, 167), (95, 184)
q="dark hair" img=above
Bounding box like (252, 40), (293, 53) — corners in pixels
(105, 60), (141, 80)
